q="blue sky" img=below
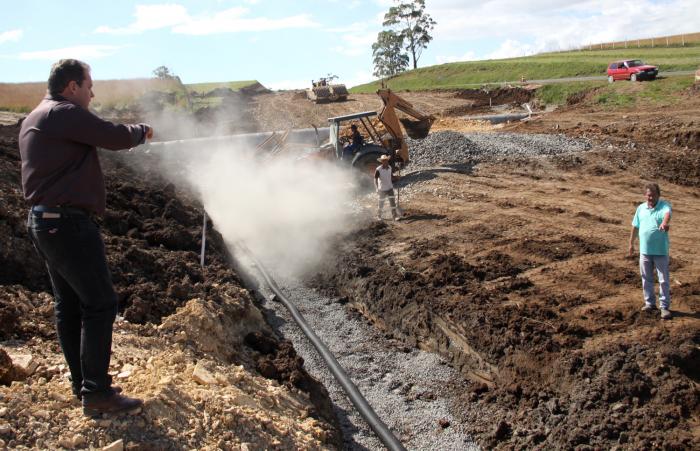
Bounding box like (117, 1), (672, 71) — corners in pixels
(1, 0), (698, 88)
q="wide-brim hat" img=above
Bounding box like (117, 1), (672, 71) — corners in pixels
(377, 154), (391, 162)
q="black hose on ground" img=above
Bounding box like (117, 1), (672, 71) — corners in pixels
(236, 241), (407, 451)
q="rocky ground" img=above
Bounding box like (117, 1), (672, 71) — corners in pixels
(0, 122), (341, 450)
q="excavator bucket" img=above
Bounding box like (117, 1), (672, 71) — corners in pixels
(400, 117), (433, 139)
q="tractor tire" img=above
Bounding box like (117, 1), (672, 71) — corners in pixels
(352, 151), (385, 179)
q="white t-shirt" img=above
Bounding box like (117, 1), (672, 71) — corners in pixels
(375, 165), (393, 191)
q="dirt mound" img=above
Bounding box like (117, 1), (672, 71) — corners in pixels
(238, 81), (271, 96)
(0, 122), (341, 449)
(454, 87), (534, 107)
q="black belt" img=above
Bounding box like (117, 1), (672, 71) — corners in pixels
(31, 205), (91, 218)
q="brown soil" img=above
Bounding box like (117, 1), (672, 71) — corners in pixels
(0, 122), (341, 450)
(310, 89), (700, 449)
(2, 82), (699, 450)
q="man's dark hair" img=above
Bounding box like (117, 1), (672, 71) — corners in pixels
(645, 182), (661, 196)
(48, 59), (90, 96)
(350, 124), (358, 130)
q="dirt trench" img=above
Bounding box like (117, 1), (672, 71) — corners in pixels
(0, 122), (342, 449)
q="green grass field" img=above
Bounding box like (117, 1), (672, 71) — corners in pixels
(532, 75), (694, 107)
(351, 44), (700, 93)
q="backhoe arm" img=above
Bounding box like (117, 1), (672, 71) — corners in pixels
(377, 89), (434, 164)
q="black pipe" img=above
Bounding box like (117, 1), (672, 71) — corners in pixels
(236, 242), (407, 451)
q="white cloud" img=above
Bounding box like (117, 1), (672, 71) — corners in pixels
(174, 9), (318, 34)
(435, 51), (476, 64)
(19, 45), (122, 61)
(96, 4), (189, 34)
(486, 39), (538, 60)
(0, 29), (23, 44)
(428, 0), (700, 56)
(325, 20), (379, 57)
(96, 4), (318, 36)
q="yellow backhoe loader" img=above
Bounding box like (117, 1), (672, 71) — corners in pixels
(322, 88), (434, 174)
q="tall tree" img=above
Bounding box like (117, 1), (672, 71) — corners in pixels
(372, 30), (410, 78)
(152, 65), (175, 80)
(382, 0), (436, 70)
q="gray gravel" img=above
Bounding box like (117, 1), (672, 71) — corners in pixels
(236, 254), (478, 451)
(405, 131), (591, 168)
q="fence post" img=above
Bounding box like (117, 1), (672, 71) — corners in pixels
(682, 34), (685, 46)
(651, 38), (654, 48)
(666, 37), (669, 46)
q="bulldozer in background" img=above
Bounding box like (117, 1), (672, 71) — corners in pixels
(306, 76), (349, 103)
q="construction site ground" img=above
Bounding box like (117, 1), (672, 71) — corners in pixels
(0, 82), (698, 449)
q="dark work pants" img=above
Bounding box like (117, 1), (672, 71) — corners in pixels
(27, 208), (117, 399)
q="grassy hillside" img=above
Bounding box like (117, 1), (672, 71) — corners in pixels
(352, 45), (700, 93)
(534, 75), (695, 107)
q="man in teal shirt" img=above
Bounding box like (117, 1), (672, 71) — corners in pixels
(628, 183), (672, 319)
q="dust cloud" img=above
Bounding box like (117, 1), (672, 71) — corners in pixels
(148, 138), (362, 278)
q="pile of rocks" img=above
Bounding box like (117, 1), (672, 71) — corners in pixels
(406, 131), (592, 168)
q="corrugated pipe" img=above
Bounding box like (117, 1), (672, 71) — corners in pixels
(236, 241), (407, 451)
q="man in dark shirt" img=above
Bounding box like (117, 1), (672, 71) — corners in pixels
(19, 59), (152, 417)
(342, 124), (364, 160)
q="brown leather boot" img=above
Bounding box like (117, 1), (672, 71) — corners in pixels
(82, 392), (143, 417)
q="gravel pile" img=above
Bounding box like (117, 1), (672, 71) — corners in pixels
(236, 253), (477, 451)
(406, 131), (591, 168)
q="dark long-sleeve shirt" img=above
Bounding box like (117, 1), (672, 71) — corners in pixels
(351, 130), (364, 147)
(19, 95), (147, 215)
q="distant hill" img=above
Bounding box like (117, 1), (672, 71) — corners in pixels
(581, 31), (700, 52)
(352, 41), (700, 93)
(185, 80), (262, 94)
(0, 79), (262, 112)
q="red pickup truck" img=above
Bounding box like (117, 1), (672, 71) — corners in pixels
(607, 60), (658, 82)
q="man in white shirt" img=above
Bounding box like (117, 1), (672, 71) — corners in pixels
(374, 154), (401, 221)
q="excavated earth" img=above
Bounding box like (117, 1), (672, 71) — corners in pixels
(0, 122), (341, 450)
(309, 85), (700, 449)
(1, 82), (698, 450)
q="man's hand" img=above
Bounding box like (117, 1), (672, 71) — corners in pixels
(145, 125), (154, 140)
(628, 243), (635, 257)
(659, 222), (670, 232)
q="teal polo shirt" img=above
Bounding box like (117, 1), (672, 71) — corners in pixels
(632, 200), (672, 255)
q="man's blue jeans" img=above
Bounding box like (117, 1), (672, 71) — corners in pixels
(640, 254), (670, 310)
(27, 208), (117, 398)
